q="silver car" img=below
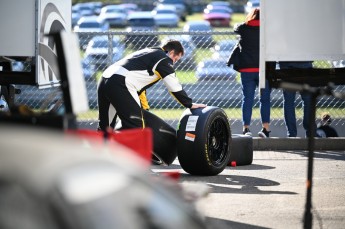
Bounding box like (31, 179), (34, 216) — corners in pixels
(152, 5), (179, 28)
(84, 35), (125, 71)
(212, 39), (237, 61)
(74, 16), (110, 49)
(98, 5), (127, 28)
(155, 0), (187, 21)
(196, 58), (237, 81)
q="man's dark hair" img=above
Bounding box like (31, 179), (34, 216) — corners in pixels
(162, 40), (184, 56)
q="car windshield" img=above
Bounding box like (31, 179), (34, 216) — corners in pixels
(92, 40), (119, 48)
(180, 41), (190, 48)
(92, 40), (107, 48)
(157, 9), (175, 14)
(106, 8), (125, 14)
(248, 1), (260, 7)
(160, 0), (183, 4)
(210, 2), (229, 7)
(79, 22), (101, 28)
(220, 41), (235, 49)
(128, 18), (155, 26)
(203, 61), (222, 68)
(79, 6), (92, 11)
(188, 24), (210, 31)
(209, 8), (230, 14)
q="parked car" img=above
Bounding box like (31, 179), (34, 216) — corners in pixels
(203, 7), (232, 27)
(125, 11), (159, 48)
(72, 8), (81, 28)
(98, 5), (127, 28)
(331, 60), (345, 68)
(72, 3), (95, 17)
(212, 39), (237, 60)
(205, 2), (233, 15)
(183, 21), (215, 48)
(196, 58), (237, 81)
(88, 1), (103, 15)
(120, 3), (140, 14)
(152, 5), (179, 28)
(228, 0), (246, 13)
(206, 1), (233, 13)
(11, 61), (25, 71)
(73, 16), (110, 50)
(84, 35), (125, 71)
(81, 59), (96, 79)
(244, 0), (260, 14)
(161, 36), (196, 70)
(155, 0), (187, 21)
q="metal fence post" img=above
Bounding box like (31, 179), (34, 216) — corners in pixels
(108, 33), (113, 68)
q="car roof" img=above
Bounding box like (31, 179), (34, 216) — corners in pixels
(205, 7), (231, 13)
(184, 20), (211, 29)
(127, 11), (154, 19)
(78, 16), (102, 23)
(101, 5), (126, 13)
(218, 39), (236, 45)
(201, 59), (225, 65)
(155, 4), (177, 10)
(208, 1), (230, 7)
(102, 4), (124, 10)
(158, 0), (184, 4)
(91, 35), (120, 41)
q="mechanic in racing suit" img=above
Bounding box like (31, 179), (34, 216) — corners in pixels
(97, 40), (206, 132)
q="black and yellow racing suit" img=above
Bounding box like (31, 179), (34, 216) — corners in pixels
(97, 47), (192, 131)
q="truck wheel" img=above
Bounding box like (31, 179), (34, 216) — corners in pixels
(229, 134), (253, 166)
(177, 106), (232, 175)
(143, 110), (177, 165)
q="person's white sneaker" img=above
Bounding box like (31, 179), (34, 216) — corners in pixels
(258, 128), (271, 138)
(243, 128), (252, 136)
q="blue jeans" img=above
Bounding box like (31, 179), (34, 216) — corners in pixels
(280, 61), (315, 137)
(240, 72), (271, 126)
(283, 91), (312, 137)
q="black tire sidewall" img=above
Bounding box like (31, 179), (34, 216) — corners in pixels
(143, 110), (177, 165)
(177, 107), (232, 175)
(230, 134), (253, 166)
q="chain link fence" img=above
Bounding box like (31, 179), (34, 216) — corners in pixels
(13, 30), (345, 132)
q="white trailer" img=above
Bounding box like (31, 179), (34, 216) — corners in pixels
(0, 0), (88, 127)
(259, 0), (345, 88)
(0, 0), (71, 88)
(260, 2), (345, 228)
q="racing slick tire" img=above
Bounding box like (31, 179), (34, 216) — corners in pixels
(229, 134), (253, 166)
(177, 106), (232, 176)
(143, 110), (177, 165)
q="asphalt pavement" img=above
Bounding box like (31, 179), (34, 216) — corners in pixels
(151, 150), (345, 229)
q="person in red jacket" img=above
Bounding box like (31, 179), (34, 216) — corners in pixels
(231, 8), (271, 137)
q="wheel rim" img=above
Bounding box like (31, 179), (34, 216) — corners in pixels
(207, 117), (229, 166)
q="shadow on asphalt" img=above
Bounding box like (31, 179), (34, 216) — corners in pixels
(227, 164), (275, 170)
(157, 163), (275, 171)
(178, 174), (297, 195)
(205, 217), (269, 229)
(276, 150), (345, 161)
(152, 164), (297, 195)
